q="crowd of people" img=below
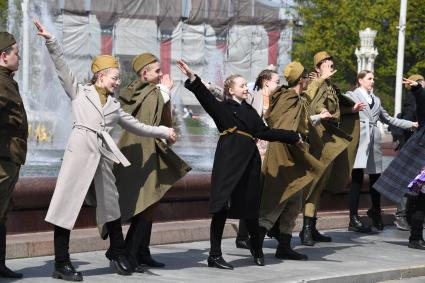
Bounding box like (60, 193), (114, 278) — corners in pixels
(0, 20), (423, 280)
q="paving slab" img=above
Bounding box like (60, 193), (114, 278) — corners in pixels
(3, 227), (425, 283)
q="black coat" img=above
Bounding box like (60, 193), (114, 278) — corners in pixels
(185, 76), (299, 219)
(374, 85), (425, 203)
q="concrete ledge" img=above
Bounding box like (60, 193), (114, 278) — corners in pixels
(307, 265), (425, 283)
(6, 208), (396, 259)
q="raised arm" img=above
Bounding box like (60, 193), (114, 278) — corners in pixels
(34, 20), (78, 99)
(177, 59), (223, 120)
(379, 104), (415, 130)
(118, 108), (176, 142)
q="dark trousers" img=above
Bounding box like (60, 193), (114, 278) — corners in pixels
(408, 193), (425, 241)
(210, 208), (259, 256)
(349, 168), (381, 215)
(125, 212), (153, 262)
(236, 219), (249, 241)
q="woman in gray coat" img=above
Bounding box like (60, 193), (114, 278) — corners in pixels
(35, 21), (176, 281)
(345, 70), (417, 232)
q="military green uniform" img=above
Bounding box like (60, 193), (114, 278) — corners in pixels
(303, 77), (353, 217)
(115, 77), (190, 267)
(259, 86), (324, 234)
(0, 65), (28, 224)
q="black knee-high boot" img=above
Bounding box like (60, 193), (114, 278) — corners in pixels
(124, 216), (145, 272)
(52, 225), (82, 281)
(105, 218), (132, 275)
(0, 224), (22, 278)
(408, 194), (425, 250)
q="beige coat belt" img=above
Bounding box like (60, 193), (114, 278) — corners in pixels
(72, 123), (131, 167)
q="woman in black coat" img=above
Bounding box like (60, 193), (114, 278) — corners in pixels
(374, 77), (425, 249)
(177, 60), (300, 269)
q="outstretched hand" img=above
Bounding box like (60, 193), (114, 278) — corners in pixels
(403, 78), (419, 87)
(34, 19), (52, 40)
(352, 102), (366, 113)
(177, 59), (195, 81)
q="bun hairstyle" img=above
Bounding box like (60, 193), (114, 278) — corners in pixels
(253, 69), (278, 91)
(223, 74), (243, 99)
(356, 70), (373, 88)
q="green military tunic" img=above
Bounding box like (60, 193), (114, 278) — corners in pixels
(0, 66), (28, 224)
(303, 78), (358, 216)
(260, 86), (325, 218)
(115, 80), (191, 221)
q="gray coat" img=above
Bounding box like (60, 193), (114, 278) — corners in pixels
(346, 88), (413, 174)
(44, 37), (169, 230)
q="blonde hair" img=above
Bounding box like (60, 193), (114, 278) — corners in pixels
(90, 68), (112, 84)
(223, 74), (243, 99)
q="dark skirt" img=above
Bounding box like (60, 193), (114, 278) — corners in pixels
(373, 127), (425, 203)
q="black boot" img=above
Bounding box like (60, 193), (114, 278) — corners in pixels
(124, 217), (145, 273)
(0, 224), (22, 278)
(299, 216), (315, 246)
(52, 261), (83, 281)
(311, 217), (332, 242)
(367, 208), (384, 230)
(348, 214), (372, 233)
(137, 219), (165, 268)
(105, 218), (132, 275)
(207, 255), (233, 269)
(408, 240), (425, 250)
(275, 234), (308, 261)
(249, 230), (265, 266)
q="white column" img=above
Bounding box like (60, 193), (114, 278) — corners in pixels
(21, 0), (29, 95)
(394, 0), (407, 115)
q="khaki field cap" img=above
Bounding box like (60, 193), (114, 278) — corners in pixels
(91, 55), (119, 74)
(0, 32), (16, 52)
(132, 53), (158, 73)
(314, 51), (332, 67)
(405, 74), (425, 90)
(284, 61), (305, 85)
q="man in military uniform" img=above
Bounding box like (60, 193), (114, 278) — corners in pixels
(115, 54), (190, 270)
(0, 32), (26, 278)
(299, 51), (362, 246)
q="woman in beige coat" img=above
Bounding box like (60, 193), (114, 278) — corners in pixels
(35, 21), (176, 281)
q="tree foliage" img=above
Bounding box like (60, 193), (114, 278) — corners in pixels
(293, 0), (425, 113)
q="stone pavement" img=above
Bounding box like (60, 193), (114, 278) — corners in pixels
(4, 227), (425, 283)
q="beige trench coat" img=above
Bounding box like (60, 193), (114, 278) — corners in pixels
(44, 37), (169, 230)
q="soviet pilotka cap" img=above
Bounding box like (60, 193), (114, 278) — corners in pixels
(91, 55), (119, 74)
(313, 51), (332, 67)
(0, 32), (16, 52)
(132, 53), (158, 74)
(284, 61), (305, 86)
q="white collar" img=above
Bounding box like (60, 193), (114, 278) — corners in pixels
(358, 87), (373, 104)
(232, 96), (243, 104)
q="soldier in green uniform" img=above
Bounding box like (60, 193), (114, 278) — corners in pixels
(115, 54), (191, 271)
(0, 32), (26, 279)
(299, 51), (363, 246)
